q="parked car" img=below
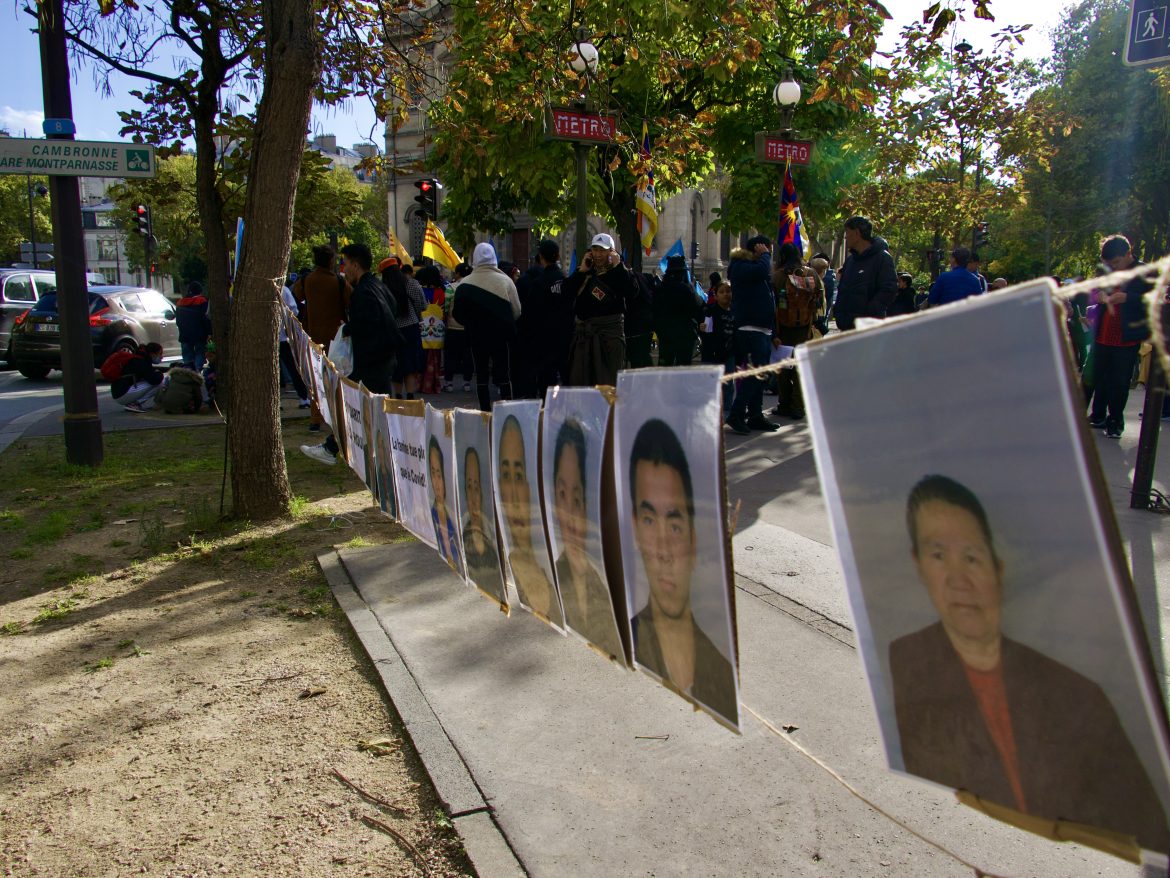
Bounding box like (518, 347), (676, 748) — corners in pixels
(0, 268), (57, 365)
(9, 285), (182, 379)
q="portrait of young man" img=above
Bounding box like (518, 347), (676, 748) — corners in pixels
(454, 409), (508, 608)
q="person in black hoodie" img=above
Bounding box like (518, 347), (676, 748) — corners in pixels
(725, 235), (779, 435)
(513, 239), (571, 399)
(175, 281), (211, 370)
(654, 255), (700, 366)
(110, 342), (165, 412)
(626, 272), (656, 368)
(301, 243), (403, 465)
(833, 216), (898, 331)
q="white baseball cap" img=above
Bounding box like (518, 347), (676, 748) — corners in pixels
(589, 233), (615, 250)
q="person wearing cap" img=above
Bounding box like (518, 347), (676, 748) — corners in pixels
(563, 232), (639, 386)
(452, 242), (522, 411)
(725, 234), (780, 435)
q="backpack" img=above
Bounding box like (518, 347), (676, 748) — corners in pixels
(100, 349), (135, 381)
(776, 270), (820, 328)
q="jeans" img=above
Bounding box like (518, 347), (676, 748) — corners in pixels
(180, 341), (206, 371)
(117, 381), (161, 408)
(279, 340), (308, 400)
(1090, 343), (1140, 432)
(729, 329), (772, 421)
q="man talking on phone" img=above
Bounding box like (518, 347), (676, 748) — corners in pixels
(563, 233), (639, 386)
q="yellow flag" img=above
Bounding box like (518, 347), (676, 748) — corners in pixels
(388, 226), (413, 267)
(422, 219), (461, 271)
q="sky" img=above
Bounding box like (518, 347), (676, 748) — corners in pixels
(0, 0), (1073, 149)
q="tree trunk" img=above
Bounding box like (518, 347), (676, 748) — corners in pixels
(607, 185), (641, 273)
(226, 0), (322, 520)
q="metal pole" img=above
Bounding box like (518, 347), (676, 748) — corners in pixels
(1130, 358), (1164, 510)
(38, 0), (102, 466)
(26, 175), (38, 261)
(575, 142), (588, 264)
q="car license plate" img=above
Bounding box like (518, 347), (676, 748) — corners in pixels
(33, 323), (57, 333)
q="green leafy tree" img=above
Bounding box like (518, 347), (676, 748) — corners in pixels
(0, 176), (52, 265)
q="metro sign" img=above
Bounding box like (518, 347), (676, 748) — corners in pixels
(755, 133), (813, 166)
(546, 107), (618, 143)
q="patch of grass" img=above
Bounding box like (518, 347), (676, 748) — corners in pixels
(233, 589), (258, 602)
(9, 548), (33, 560)
(83, 656), (115, 673)
(183, 493), (221, 535)
(342, 535), (374, 548)
(110, 539), (131, 549)
(0, 510), (23, 530)
(433, 808), (453, 830)
(28, 510), (70, 546)
(139, 512), (168, 555)
(240, 536), (296, 570)
(116, 638), (135, 649)
(1, 621), (23, 635)
(288, 495), (311, 519)
(33, 597), (79, 624)
(42, 556), (100, 587)
(116, 639), (149, 657)
(295, 582), (334, 616)
(80, 507), (106, 532)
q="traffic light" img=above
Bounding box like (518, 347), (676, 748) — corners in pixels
(135, 204), (152, 239)
(413, 178), (439, 218)
(972, 221), (989, 250)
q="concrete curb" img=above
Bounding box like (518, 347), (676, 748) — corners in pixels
(0, 402), (60, 455)
(318, 548), (526, 878)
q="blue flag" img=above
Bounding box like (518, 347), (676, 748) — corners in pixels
(568, 249), (577, 274)
(658, 238), (685, 274)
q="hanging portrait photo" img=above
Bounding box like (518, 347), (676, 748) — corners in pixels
(453, 408), (508, 610)
(369, 395), (397, 519)
(492, 399), (564, 630)
(799, 281), (1170, 854)
(386, 398), (436, 550)
(614, 366), (740, 730)
(316, 352), (334, 433)
(542, 387), (624, 661)
(425, 404), (465, 579)
(340, 378), (368, 486)
(360, 389), (381, 505)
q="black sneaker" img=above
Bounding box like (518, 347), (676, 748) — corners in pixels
(1105, 425), (1122, 439)
(746, 416), (780, 432)
(1088, 417), (1106, 429)
(725, 417), (751, 436)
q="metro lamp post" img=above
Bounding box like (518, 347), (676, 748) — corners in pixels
(773, 68), (801, 135)
(568, 28), (599, 263)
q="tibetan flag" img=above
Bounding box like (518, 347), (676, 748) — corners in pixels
(777, 161), (804, 253)
(635, 122), (658, 255)
(423, 219), (461, 270)
(388, 226), (413, 267)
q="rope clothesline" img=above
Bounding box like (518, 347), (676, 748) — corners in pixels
(717, 254), (1170, 384)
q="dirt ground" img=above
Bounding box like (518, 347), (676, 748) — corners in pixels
(0, 419), (475, 877)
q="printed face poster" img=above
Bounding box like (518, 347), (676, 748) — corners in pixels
(614, 366), (740, 731)
(360, 389), (381, 505)
(340, 378), (368, 487)
(799, 281), (1170, 853)
(307, 344), (325, 415)
(542, 387), (624, 661)
(492, 399), (564, 630)
(453, 408), (508, 609)
(386, 398), (436, 549)
(370, 396), (398, 519)
(425, 404), (465, 579)
(316, 351), (333, 429)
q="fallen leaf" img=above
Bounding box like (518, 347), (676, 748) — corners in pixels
(358, 737), (401, 756)
(112, 519), (139, 526)
(298, 687), (327, 699)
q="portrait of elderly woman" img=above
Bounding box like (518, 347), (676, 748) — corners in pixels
(891, 474), (1170, 852)
(549, 416), (623, 659)
(496, 409), (563, 628)
(460, 442), (507, 606)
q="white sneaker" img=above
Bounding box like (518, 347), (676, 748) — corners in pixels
(463, 382), (471, 392)
(299, 443), (337, 466)
(442, 382), (453, 393)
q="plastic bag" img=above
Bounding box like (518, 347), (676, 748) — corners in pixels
(327, 326), (353, 377)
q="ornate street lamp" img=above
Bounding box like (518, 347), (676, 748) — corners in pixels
(773, 68), (801, 134)
(568, 27), (599, 262)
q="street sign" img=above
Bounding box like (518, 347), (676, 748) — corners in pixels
(546, 107), (618, 143)
(19, 242), (53, 263)
(0, 137), (156, 178)
(42, 118), (76, 136)
(1125, 0), (1170, 67)
(754, 133), (814, 166)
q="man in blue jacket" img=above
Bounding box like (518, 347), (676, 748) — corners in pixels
(927, 246), (983, 308)
(725, 235), (779, 435)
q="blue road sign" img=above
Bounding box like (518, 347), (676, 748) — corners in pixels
(42, 118), (76, 136)
(1126, 0), (1170, 67)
